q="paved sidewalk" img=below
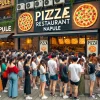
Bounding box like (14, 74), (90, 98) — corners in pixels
(0, 89), (100, 100)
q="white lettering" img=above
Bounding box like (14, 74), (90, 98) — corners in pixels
(0, 26), (11, 32)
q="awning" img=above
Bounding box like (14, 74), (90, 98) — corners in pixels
(13, 29), (98, 38)
(0, 33), (14, 39)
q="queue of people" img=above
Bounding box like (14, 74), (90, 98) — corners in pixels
(0, 50), (100, 100)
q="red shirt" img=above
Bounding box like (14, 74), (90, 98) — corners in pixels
(7, 66), (19, 74)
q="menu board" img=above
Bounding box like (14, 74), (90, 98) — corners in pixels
(64, 38), (71, 44)
(58, 38), (64, 44)
(71, 38), (78, 44)
(79, 38), (85, 44)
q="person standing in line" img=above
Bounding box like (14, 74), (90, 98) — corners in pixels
(7, 58), (19, 98)
(1, 58), (8, 93)
(18, 57), (24, 91)
(68, 56), (82, 100)
(96, 57), (100, 91)
(48, 54), (58, 97)
(59, 56), (69, 99)
(31, 56), (38, 89)
(24, 57), (32, 100)
(0, 59), (3, 98)
(38, 59), (48, 99)
(88, 57), (97, 99)
(36, 52), (42, 84)
(77, 58), (85, 96)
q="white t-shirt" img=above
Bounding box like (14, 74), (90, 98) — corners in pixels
(48, 59), (57, 76)
(18, 61), (23, 71)
(69, 63), (82, 82)
(36, 57), (41, 65)
(32, 61), (37, 70)
(39, 65), (46, 74)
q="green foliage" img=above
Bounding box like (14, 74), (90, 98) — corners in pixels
(70, 0), (75, 6)
(0, 0), (16, 31)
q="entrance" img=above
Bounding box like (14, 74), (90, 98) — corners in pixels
(50, 34), (98, 54)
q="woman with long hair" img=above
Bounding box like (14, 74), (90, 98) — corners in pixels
(31, 56), (38, 89)
(1, 58), (8, 92)
(6, 57), (19, 98)
(88, 57), (97, 99)
(38, 59), (48, 99)
(24, 57), (32, 100)
(96, 57), (100, 91)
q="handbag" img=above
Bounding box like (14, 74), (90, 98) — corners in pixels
(2, 71), (8, 78)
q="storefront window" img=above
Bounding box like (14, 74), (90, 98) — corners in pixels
(20, 38), (33, 50)
(0, 38), (15, 49)
(0, 8), (12, 21)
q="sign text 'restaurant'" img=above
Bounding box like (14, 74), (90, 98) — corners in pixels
(35, 7), (71, 32)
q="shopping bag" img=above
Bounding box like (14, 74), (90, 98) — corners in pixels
(2, 71), (8, 78)
(0, 78), (3, 91)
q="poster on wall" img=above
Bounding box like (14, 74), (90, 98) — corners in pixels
(40, 40), (48, 53)
(87, 40), (98, 56)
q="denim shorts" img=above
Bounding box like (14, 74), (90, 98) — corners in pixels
(96, 71), (100, 78)
(18, 70), (23, 78)
(32, 70), (37, 77)
(89, 73), (96, 81)
(50, 74), (58, 81)
(40, 74), (46, 82)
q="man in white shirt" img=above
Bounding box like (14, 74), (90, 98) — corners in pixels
(48, 54), (58, 96)
(68, 56), (82, 100)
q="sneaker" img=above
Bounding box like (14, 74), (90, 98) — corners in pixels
(41, 95), (48, 99)
(63, 95), (69, 99)
(26, 96), (32, 100)
(89, 95), (97, 99)
(97, 94), (100, 97)
(33, 86), (38, 89)
(2, 90), (8, 93)
(73, 97), (79, 100)
(60, 93), (63, 97)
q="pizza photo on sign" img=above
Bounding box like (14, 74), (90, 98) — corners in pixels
(73, 4), (98, 28)
(18, 12), (33, 32)
(41, 46), (46, 51)
(88, 46), (96, 53)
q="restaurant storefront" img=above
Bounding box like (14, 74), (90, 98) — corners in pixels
(0, 0), (16, 49)
(15, 0), (100, 56)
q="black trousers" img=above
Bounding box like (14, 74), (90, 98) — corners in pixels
(1, 75), (8, 90)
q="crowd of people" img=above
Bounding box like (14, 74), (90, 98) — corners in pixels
(0, 49), (100, 100)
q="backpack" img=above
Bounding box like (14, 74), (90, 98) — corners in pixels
(60, 64), (68, 78)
